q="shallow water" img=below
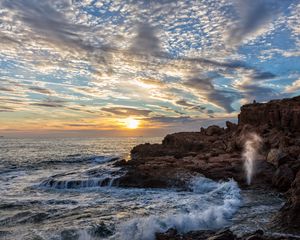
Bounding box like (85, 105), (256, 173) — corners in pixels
(0, 137), (285, 240)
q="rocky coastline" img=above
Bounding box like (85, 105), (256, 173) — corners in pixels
(114, 96), (300, 239)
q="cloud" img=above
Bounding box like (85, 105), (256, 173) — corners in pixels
(130, 22), (162, 56)
(227, 0), (285, 46)
(29, 86), (52, 94)
(0, 106), (15, 112)
(1, 0), (110, 64)
(101, 107), (152, 117)
(0, 0), (299, 134)
(0, 87), (14, 92)
(175, 100), (195, 107)
(285, 79), (300, 93)
(184, 73), (238, 113)
(30, 98), (66, 108)
(148, 116), (194, 123)
(251, 71), (276, 80)
(65, 123), (98, 127)
(234, 70), (279, 103)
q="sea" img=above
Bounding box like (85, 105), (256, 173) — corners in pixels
(0, 137), (285, 240)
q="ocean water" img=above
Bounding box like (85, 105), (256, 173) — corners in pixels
(0, 137), (284, 240)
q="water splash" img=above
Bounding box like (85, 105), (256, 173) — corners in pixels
(114, 177), (241, 240)
(242, 133), (262, 185)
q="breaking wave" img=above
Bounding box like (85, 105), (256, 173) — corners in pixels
(113, 177), (241, 240)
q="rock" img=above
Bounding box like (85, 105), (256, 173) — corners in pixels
(272, 164), (294, 191)
(61, 229), (79, 240)
(225, 121), (236, 130)
(116, 95), (300, 232)
(207, 229), (235, 240)
(286, 145), (300, 159)
(226, 121), (238, 132)
(156, 228), (179, 240)
(156, 229), (235, 240)
(162, 132), (205, 151)
(253, 229), (264, 236)
(278, 170), (300, 231)
(205, 125), (224, 136)
(89, 222), (114, 238)
(238, 96), (300, 132)
(245, 236), (264, 240)
(267, 149), (290, 167)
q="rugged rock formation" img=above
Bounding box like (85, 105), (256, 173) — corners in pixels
(238, 96), (300, 131)
(115, 96), (300, 233)
(156, 228), (298, 240)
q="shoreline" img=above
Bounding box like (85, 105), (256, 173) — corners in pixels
(114, 96), (300, 238)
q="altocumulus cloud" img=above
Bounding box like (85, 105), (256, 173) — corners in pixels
(0, 0), (300, 134)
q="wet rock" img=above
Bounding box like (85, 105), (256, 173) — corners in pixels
(272, 164), (294, 191)
(89, 222), (114, 238)
(253, 229), (264, 236)
(207, 229), (235, 240)
(156, 229), (233, 240)
(245, 236), (264, 240)
(278, 170), (300, 231)
(156, 228), (179, 240)
(267, 149), (290, 167)
(61, 229), (79, 240)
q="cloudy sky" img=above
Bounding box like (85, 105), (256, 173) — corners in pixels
(0, 0), (299, 137)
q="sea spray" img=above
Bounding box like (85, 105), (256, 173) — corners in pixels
(114, 177), (241, 240)
(242, 133), (262, 185)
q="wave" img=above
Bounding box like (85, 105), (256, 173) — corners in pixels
(38, 176), (118, 190)
(41, 155), (120, 165)
(113, 177), (241, 240)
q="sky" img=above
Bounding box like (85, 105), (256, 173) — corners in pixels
(0, 0), (300, 137)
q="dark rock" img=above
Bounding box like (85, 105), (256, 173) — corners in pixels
(207, 229), (235, 240)
(89, 222), (114, 238)
(61, 229), (79, 240)
(253, 229), (264, 236)
(267, 149), (290, 167)
(278, 170), (300, 231)
(272, 164), (294, 191)
(238, 96), (300, 132)
(156, 228), (179, 240)
(226, 121), (238, 132)
(245, 236), (264, 240)
(205, 125), (225, 136)
(156, 229), (233, 240)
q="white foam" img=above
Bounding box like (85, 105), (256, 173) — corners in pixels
(113, 177), (241, 240)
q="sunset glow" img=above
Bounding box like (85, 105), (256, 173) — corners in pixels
(126, 119), (140, 129)
(0, 0), (299, 137)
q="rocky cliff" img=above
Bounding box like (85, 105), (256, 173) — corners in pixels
(238, 96), (300, 131)
(115, 95), (300, 234)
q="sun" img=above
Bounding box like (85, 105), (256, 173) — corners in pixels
(126, 118), (140, 129)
